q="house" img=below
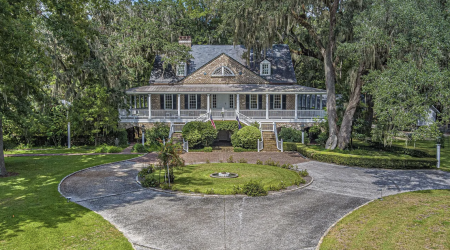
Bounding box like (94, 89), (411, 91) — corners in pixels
(120, 36), (327, 150)
(417, 106), (440, 127)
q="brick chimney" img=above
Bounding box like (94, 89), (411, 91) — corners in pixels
(178, 36), (192, 48)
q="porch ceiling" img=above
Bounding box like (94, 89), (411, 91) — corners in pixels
(126, 84), (326, 94)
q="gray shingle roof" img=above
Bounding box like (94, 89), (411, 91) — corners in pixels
(126, 84), (326, 94)
(149, 44), (297, 84)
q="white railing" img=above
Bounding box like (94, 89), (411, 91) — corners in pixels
(297, 110), (326, 118)
(194, 112), (210, 122)
(168, 122), (174, 139)
(260, 122), (274, 132)
(257, 123), (264, 152)
(172, 123), (185, 132)
(182, 138), (189, 152)
(180, 110), (208, 119)
(236, 111), (258, 126)
(239, 110), (266, 119)
(210, 110), (236, 119)
(274, 122), (283, 152)
(269, 110), (295, 119)
(152, 110), (179, 119)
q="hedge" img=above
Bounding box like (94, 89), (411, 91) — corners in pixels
(234, 147), (258, 152)
(366, 142), (433, 158)
(283, 142), (301, 151)
(296, 144), (437, 169)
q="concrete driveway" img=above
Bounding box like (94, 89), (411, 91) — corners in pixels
(59, 156), (450, 250)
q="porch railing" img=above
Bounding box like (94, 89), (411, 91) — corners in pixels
(260, 122), (274, 132)
(297, 110), (326, 118)
(172, 123), (185, 132)
(239, 110), (266, 119)
(236, 111), (257, 126)
(269, 110), (295, 119)
(210, 110), (236, 119)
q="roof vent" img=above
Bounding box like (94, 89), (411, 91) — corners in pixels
(178, 36), (191, 48)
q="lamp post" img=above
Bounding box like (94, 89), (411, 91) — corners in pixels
(301, 124), (305, 144)
(141, 124), (145, 146)
(437, 136), (441, 169)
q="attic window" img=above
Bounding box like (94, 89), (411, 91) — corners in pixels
(260, 60), (271, 76)
(211, 66), (235, 77)
(177, 62), (186, 76)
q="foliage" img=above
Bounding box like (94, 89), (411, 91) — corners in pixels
(116, 130), (128, 146)
(204, 147), (213, 152)
(94, 145), (122, 153)
(214, 121), (241, 132)
(157, 140), (185, 184)
(138, 165), (155, 178)
(182, 121), (218, 148)
(231, 126), (261, 149)
(239, 158), (247, 163)
(132, 143), (148, 153)
(279, 127), (302, 143)
(256, 160), (263, 165)
(141, 175), (160, 188)
(283, 142), (299, 151)
(233, 147), (257, 152)
(242, 180), (268, 197)
(227, 155), (234, 163)
(264, 158), (280, 167)
(296, 144), (437, 169)
(298, 169), (309, 177)
(146, 123), (170, 145)
(205, 188), (215, 194)
(294, 178), (306, 186)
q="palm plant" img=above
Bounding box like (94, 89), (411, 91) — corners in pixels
(157, 139), (185, 187)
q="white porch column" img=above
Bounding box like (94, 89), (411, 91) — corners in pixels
(134, 95), (137, 109)
(207, 94), (210, 112)
(295, 94), (298, 120)
(177, 94), (181, 118)
(266, 94), (269, 120)
(320, 95), (323, 110)
(236, 94), (240, 112)
(148, 94), (151, 119)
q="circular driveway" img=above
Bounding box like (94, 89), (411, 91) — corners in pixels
(59, 154), (450, 250)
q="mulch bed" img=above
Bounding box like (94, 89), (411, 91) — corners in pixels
(0, 172), (19, 178)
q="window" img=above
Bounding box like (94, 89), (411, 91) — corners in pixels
(250, 94), (258, 109)
(211, 66), (235, 77)
(229, 95), (234, 109)
(188, 94), (197, 109)
(273, 94), (281, 109)
(260, 60), (271, 75)
(164, 94), (173, 109)
(177, 62), (186, 76)
(212, 94), (217, 108)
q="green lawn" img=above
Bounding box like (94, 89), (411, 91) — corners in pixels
(320, 190), (450, 250)
(4, 146), (98, 154)
(148, 163), (303, 194)
(0, 154), (139, 250)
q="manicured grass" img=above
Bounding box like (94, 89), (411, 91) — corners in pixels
(320, 190), (450, 250)
(309, 144), (416, 159)
(0, 154), (140, 250)
(148, 163), (303, 194)
(4, 145), (128, 154)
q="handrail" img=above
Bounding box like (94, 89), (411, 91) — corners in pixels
(235, 110), (258, 126)
(194, 112), (210, 122)
(274, 122), (283, 152)
(257, 123), (264, 152)
(168, 122), (174, 139)
(182, 138), (189, 152)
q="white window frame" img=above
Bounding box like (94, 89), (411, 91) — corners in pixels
(211, 66), (235, 77)
(176, 62), (186, 76)
(164, 94), (173, 110)
(273, 94), (282, 110)
(188, 94), (197, 110)
(260, 59), (271, 76)
(250, 94), (258, 110)
(229, 94), (234, 109)
(212, 94), (217, 109)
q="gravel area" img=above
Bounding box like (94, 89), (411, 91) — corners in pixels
(59, 156), (450, 250)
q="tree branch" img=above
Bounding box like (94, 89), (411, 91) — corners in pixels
(288, 33), (323, 60)
(291, 10), (325, 54)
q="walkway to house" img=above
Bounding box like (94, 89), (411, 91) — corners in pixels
(59, 154), (450, 250)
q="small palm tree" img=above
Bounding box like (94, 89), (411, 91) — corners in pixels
(157, 139), (184, 187)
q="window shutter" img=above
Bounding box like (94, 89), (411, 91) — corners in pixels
(258, 95), (262, 110)
(184, 94), (188, 109)
(282, 95), (287, 110)
(246, 95), (249, 109)
(270, 95), (274, 110)
(160, 94), (164, 109)
(173, 94), (177, 109)
(197, 94), (201, 109)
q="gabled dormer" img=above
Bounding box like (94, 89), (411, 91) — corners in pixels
(176, 62), (187, 77)
(260, 59), (271, 76)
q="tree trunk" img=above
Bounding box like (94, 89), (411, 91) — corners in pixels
(0, 117), (7, 177)
(324, 48), (339, 149)
(365, 94), (374, 136)
(337, 62), (365, 149)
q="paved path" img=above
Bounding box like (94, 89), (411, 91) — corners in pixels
(59, 156), (450, 250)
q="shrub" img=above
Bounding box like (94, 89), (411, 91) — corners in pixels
(283, 142), (299, 151)
(231, 185), (244, 194)
(267, 185), (279, 191)
(95, 145), (108, 153)
(206, 159), (210, 164)
(294, 178), (306, 186)
(231, 126), (261, 149)
(205, 188), (215, 194)
(194, 188), (200, 193)
(281, 163), (293, 169)
(138, 165), (154, 178)
(239, 158), (248, 163)
(160, 183), (170, 190)
(296, 144), (437, 169)
(132, 143), (148, 153)
(141, 175), (159, 187)
(243, 180), (268, 196)
(182, 121), (218, 148)
(279, 127), (302, 142)
(146, 122), (170, 145)
(298, 169), (309, 177)
(214, 121), (241, 132)
(278, 181), (287, 189)
(203, 147), (213, 152)
(147, 144), (161, 152)
(2, 134), (18, 150)
(264, 158), (277, 166)
(234, 147), (244, 152)
(185, 129), (202, 148)
(256, 160), (263, 165)
(171, 185), (179, 191)
(227, 155), (235, 163)
(115, 129), (128, 146)
(107, 146), (123, 153)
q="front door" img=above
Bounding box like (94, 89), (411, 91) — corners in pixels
(212, 94), (234, 110)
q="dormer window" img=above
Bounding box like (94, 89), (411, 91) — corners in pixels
(260, 60), (271, 76)
(211, 66), (235, 77)
(177, 62), (186, 76)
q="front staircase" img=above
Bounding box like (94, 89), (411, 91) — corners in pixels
(261, 132), (279, 152)
(171, 132), (183, 144)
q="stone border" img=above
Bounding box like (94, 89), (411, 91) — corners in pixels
(135, 167), (314, 197)
(57, 153), (148, 197)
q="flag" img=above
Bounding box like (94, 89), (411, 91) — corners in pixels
(210, 114), (216, 129)
(236, 116), (242, 130)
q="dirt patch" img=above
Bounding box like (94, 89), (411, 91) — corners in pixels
(0, 172), (19, 178)
(181, 151), (308, 165)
